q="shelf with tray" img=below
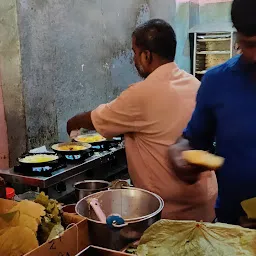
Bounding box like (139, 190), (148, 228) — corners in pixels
(189, 23), (238, 80)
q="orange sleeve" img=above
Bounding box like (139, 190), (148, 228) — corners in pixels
(91, 85), (142, 138)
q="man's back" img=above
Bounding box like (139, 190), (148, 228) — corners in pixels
(124, 63), (217, 221)
(92, 62), (217, 221)
(68, 18), (217, 222)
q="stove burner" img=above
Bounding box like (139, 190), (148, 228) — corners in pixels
(63, 149), (94, 163)
(65, 154), (82, 160)
(91, 141), (120, 152)
(14, 162), (67, 177)
(33, 166), (52, 172)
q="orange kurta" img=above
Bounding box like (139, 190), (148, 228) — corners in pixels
(91, 63), (217, 222)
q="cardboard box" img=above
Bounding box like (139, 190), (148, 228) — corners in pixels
(0, 198), (89, 256)
(0, 199), (133, 256)
(25, 218), (90, 256)
(26, 218), (134, 256)
(76, 245), (132, 256)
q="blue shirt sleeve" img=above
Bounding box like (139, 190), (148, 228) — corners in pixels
(183, 72), (216, 150)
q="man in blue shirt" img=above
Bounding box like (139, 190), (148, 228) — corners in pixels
(169, 0), (256, 225)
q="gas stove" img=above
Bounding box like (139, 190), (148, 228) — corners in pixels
(13, 139), (123, 177)
(0, 142), (128, 201)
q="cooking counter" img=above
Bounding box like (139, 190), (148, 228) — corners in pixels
(0, 145), (128, 200)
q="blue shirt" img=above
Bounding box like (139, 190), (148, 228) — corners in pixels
(184, 55), (256, 224)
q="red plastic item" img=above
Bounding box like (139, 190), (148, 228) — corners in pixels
(6, 187), (15, 200)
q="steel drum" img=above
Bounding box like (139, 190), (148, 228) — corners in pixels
(75, 187), (164, 250)
(74, 180), (110, 201)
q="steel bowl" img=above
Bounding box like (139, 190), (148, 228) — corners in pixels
(75, 187), (164, 250)
(74, 180), (110, 201)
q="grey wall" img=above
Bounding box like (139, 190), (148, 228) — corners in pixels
(199, 2), (231, 24)
(0, 0), (26, 166)
(17, 0), (179, 146)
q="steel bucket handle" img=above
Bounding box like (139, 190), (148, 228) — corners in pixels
(106, 181), (132, 229)
(109, 179), (133, 190)
(106, 214), (128, 229)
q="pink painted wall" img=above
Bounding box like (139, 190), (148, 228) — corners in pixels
(0, 58), (10, 169)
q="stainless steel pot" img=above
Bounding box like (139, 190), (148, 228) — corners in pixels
(74, 180), (110, 201)
(75, 187), (164, 250)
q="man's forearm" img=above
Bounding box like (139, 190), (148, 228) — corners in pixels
(169, 136), (201, 184)
(176, 137), (191, 148)
(67, 111), (95, 135)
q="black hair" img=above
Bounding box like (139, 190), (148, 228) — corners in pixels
(231, 0), (256, 37)
(132, 19), (177, 62)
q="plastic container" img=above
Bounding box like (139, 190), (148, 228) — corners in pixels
(14, 191), (39, 202)
(6, 187), (15, 200)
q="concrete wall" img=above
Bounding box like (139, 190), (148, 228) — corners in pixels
(199, 1), (231, 24)
(0, 0), (26, 166)
(17, 0), (181, 146)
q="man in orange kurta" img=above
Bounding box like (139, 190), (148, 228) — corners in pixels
(67, 19), (217, 222)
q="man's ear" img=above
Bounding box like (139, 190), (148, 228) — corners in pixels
(145, 50), (153, 63)
(142, 50), (152, 64)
